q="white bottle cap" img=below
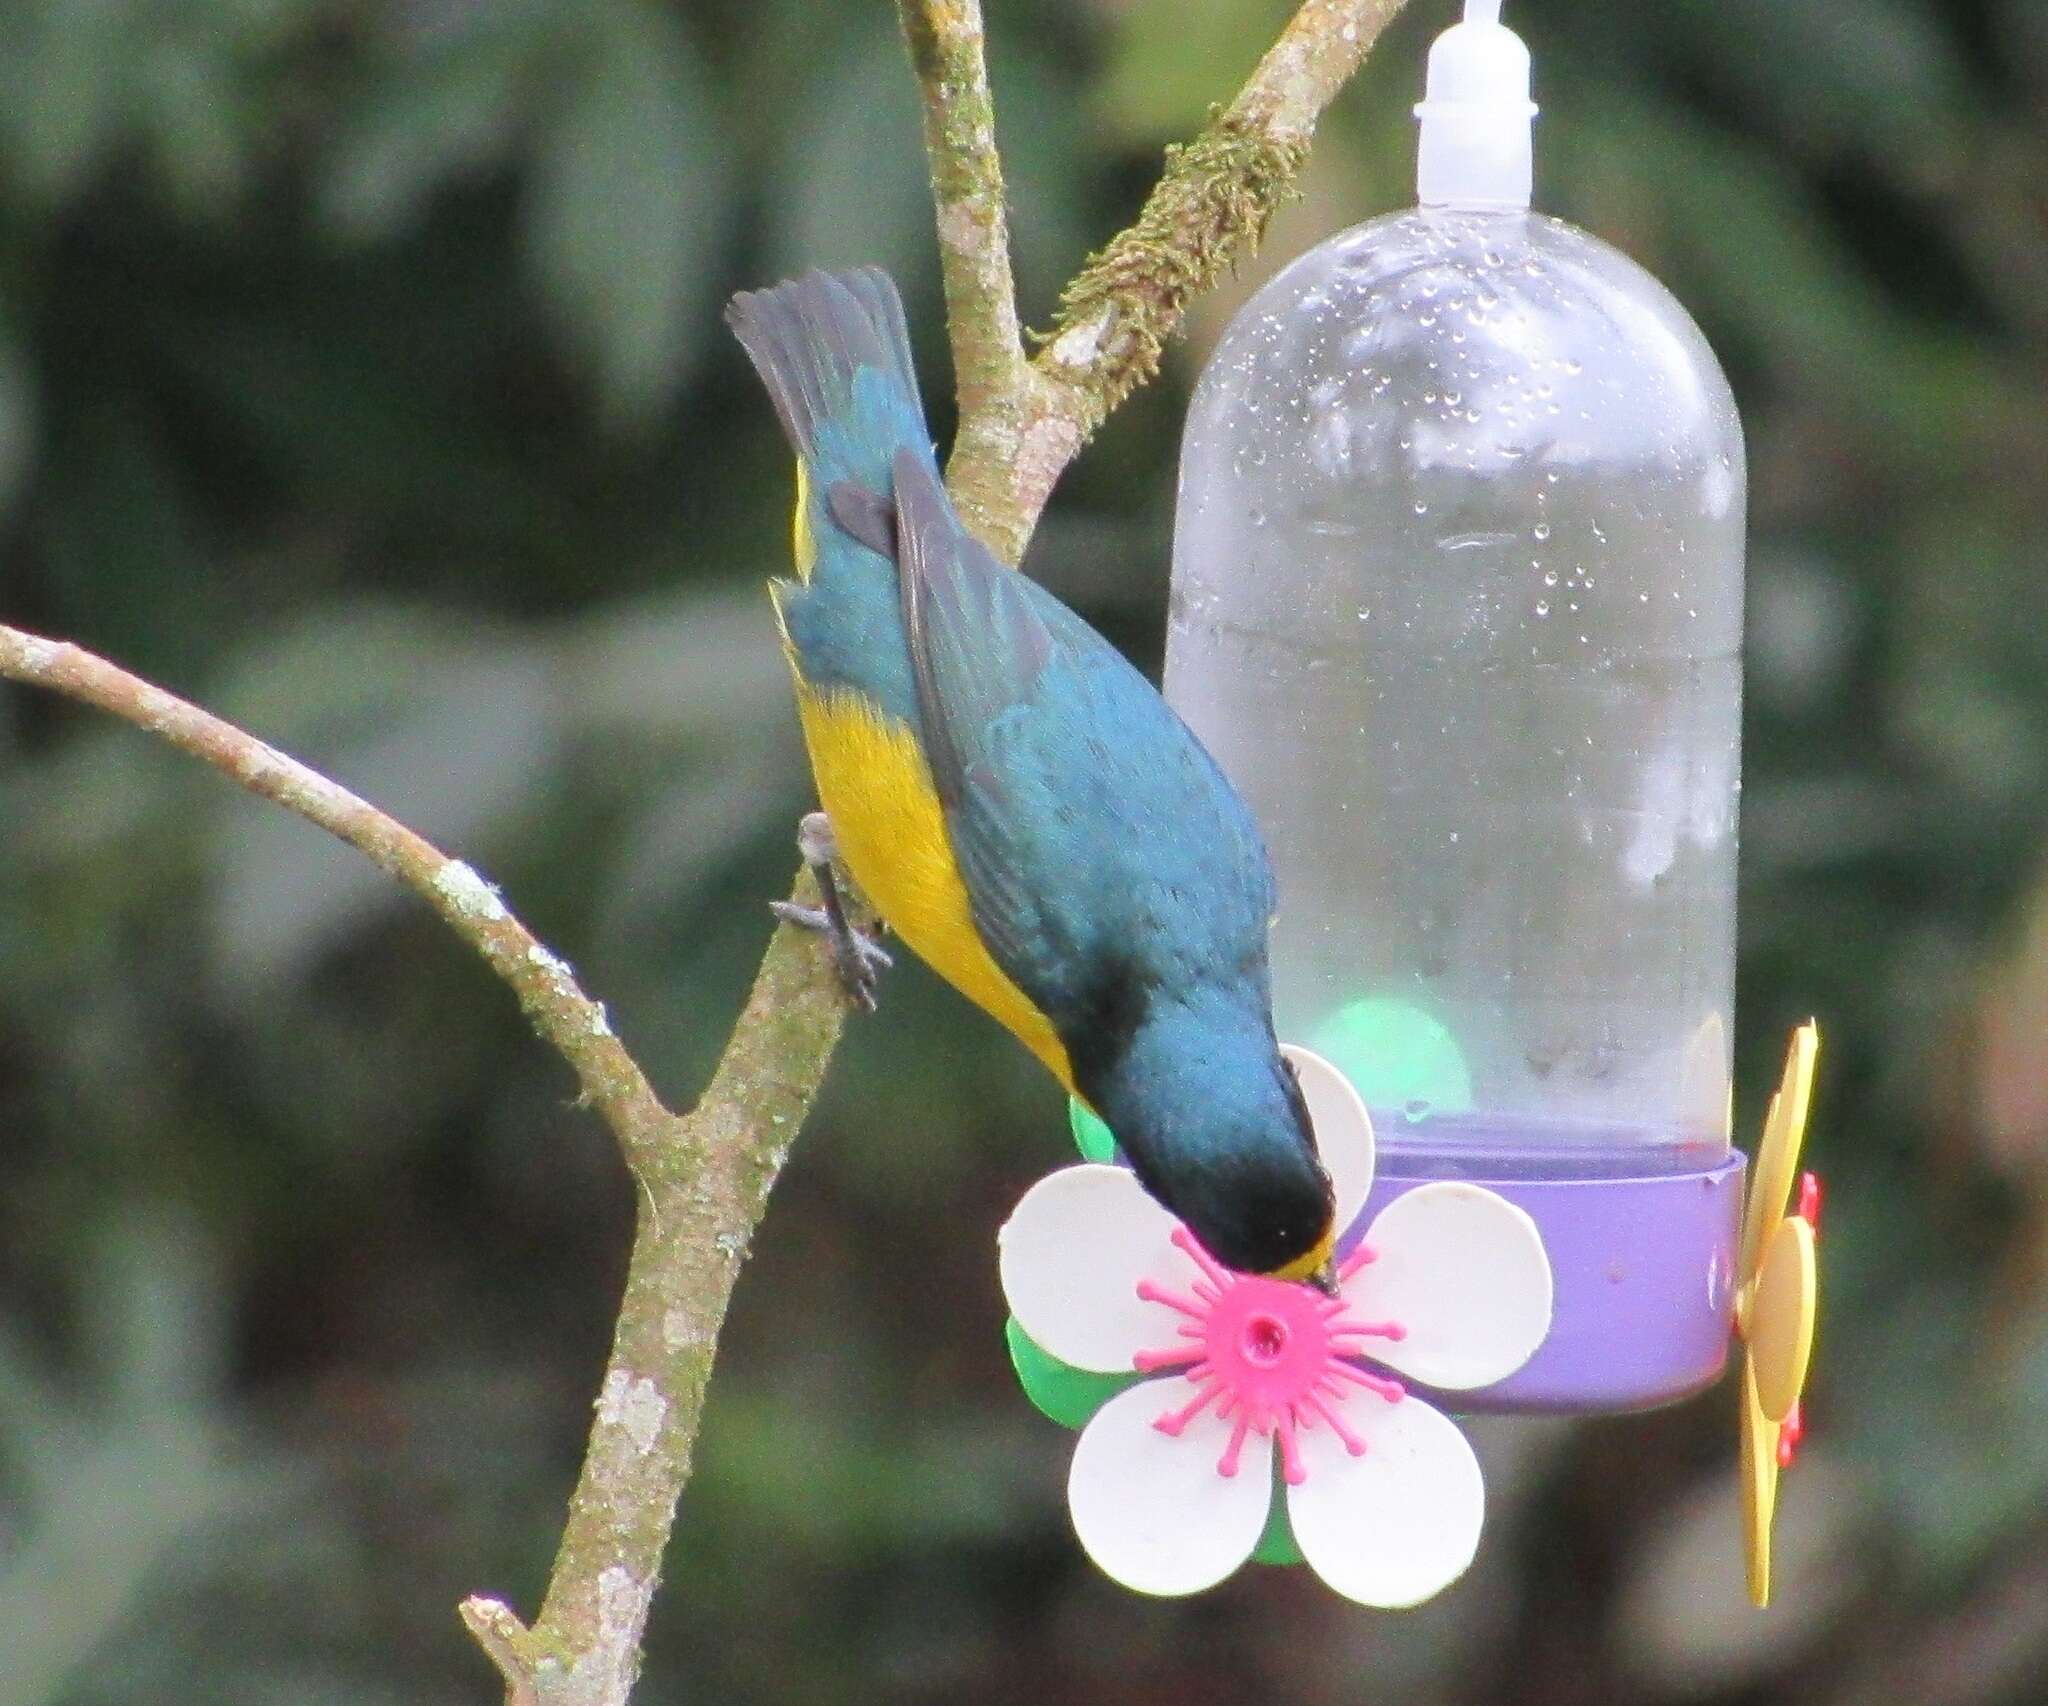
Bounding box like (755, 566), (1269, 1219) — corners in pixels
(1414, 0), (1537, 211)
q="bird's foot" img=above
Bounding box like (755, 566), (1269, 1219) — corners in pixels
(770, 901), (893, 1008)
(773, 812), (891, 1011)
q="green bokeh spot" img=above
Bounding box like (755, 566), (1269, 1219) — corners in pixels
(1005, 1315), (1138, 1429)
(1067, 1098), (1117, 1162)
(1250, 1487), (1304, 1566)
(1310, 996), (1474, 1121)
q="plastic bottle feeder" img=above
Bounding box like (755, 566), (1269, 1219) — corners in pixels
(1167, 1), (1747, 1417)
(998, 1), (1820, 1609)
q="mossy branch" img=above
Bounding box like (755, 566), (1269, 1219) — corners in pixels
(1042, 118), (1311, 420)
(934, 0), (1410, 564)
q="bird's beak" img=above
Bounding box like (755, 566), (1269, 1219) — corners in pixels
(1304, 1259), (1340, 1298)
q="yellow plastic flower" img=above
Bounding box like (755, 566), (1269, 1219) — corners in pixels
(1734, 1020), (1820, 1608)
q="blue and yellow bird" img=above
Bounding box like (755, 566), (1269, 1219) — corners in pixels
(726, 268), (1335, 1285)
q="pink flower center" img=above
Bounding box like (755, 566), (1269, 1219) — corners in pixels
(1133, 1229), (1407, 1485)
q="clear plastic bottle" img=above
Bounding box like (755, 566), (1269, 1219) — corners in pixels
(1167, 6), (1743, 1184)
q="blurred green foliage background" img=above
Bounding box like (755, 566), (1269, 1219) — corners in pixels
(2, 0), (2046, 1701)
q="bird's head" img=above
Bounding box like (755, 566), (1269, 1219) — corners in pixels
(1082, 1015), (1338, 1289)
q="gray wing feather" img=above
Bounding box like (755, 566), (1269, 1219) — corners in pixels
(891, 447), (1056, 972)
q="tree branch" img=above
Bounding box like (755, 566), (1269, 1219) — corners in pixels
(895, 0), (1035, 557)
(0, 623), (854, 1706)
(951, 0), (1409, 564)
(1041, 0), (1405, 409)
(0, 627), (671, 1143)
(896, 0), (1026, 416)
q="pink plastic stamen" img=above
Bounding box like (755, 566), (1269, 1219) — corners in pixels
(1152, 1376), (1222, 1437)
(1216, 1414), (1254, 1477)
(1132, 1341), (1204, 1374)
(1777, 1398), (1805, 1469)
(1305, 1392), (1369, 1456)
(1327, 1361), (1406, 1402)
(1135, 1278), (1207, 1321)
(1338, 1241), (1379, 1281)
(1797, 1171), (1823, 1234)
(1133, 1232), (1407, 1485)
(1170, 1227), (1230, 1286)
(1331, 1319), (1407, 1343)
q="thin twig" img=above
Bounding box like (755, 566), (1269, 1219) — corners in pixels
(459, 1599), (543, 1706)
(0, 622), (853, 1706)
(0, 626), (668, 1146)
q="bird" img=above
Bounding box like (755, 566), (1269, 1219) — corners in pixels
(725, 267), (1335, 1287)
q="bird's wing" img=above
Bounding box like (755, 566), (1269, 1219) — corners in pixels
(892, 446), (1280, 1033)
(891, 447), (1058, 976)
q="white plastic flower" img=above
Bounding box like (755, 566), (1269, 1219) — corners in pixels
(999, 1045), (1553, 1608)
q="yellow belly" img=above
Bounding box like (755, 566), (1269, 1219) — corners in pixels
(791, 677), (1074, 1091)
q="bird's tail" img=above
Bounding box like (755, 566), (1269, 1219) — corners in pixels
(725, 267), (929, 499)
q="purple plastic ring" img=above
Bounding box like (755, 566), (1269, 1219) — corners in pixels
(1355, 1151), (1747, 1415)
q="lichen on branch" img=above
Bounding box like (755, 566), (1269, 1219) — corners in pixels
(1040, 117), (1312, 418)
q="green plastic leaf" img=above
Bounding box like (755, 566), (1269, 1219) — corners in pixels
(1004, 1316), (1137, 1430)
(1250, 1489), (1304, 1567)
(1067, 1099), (1116, 1162)
(1309, 997), (1474, 1124)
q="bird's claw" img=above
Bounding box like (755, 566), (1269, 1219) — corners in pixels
(769, 900), (892, 1011)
